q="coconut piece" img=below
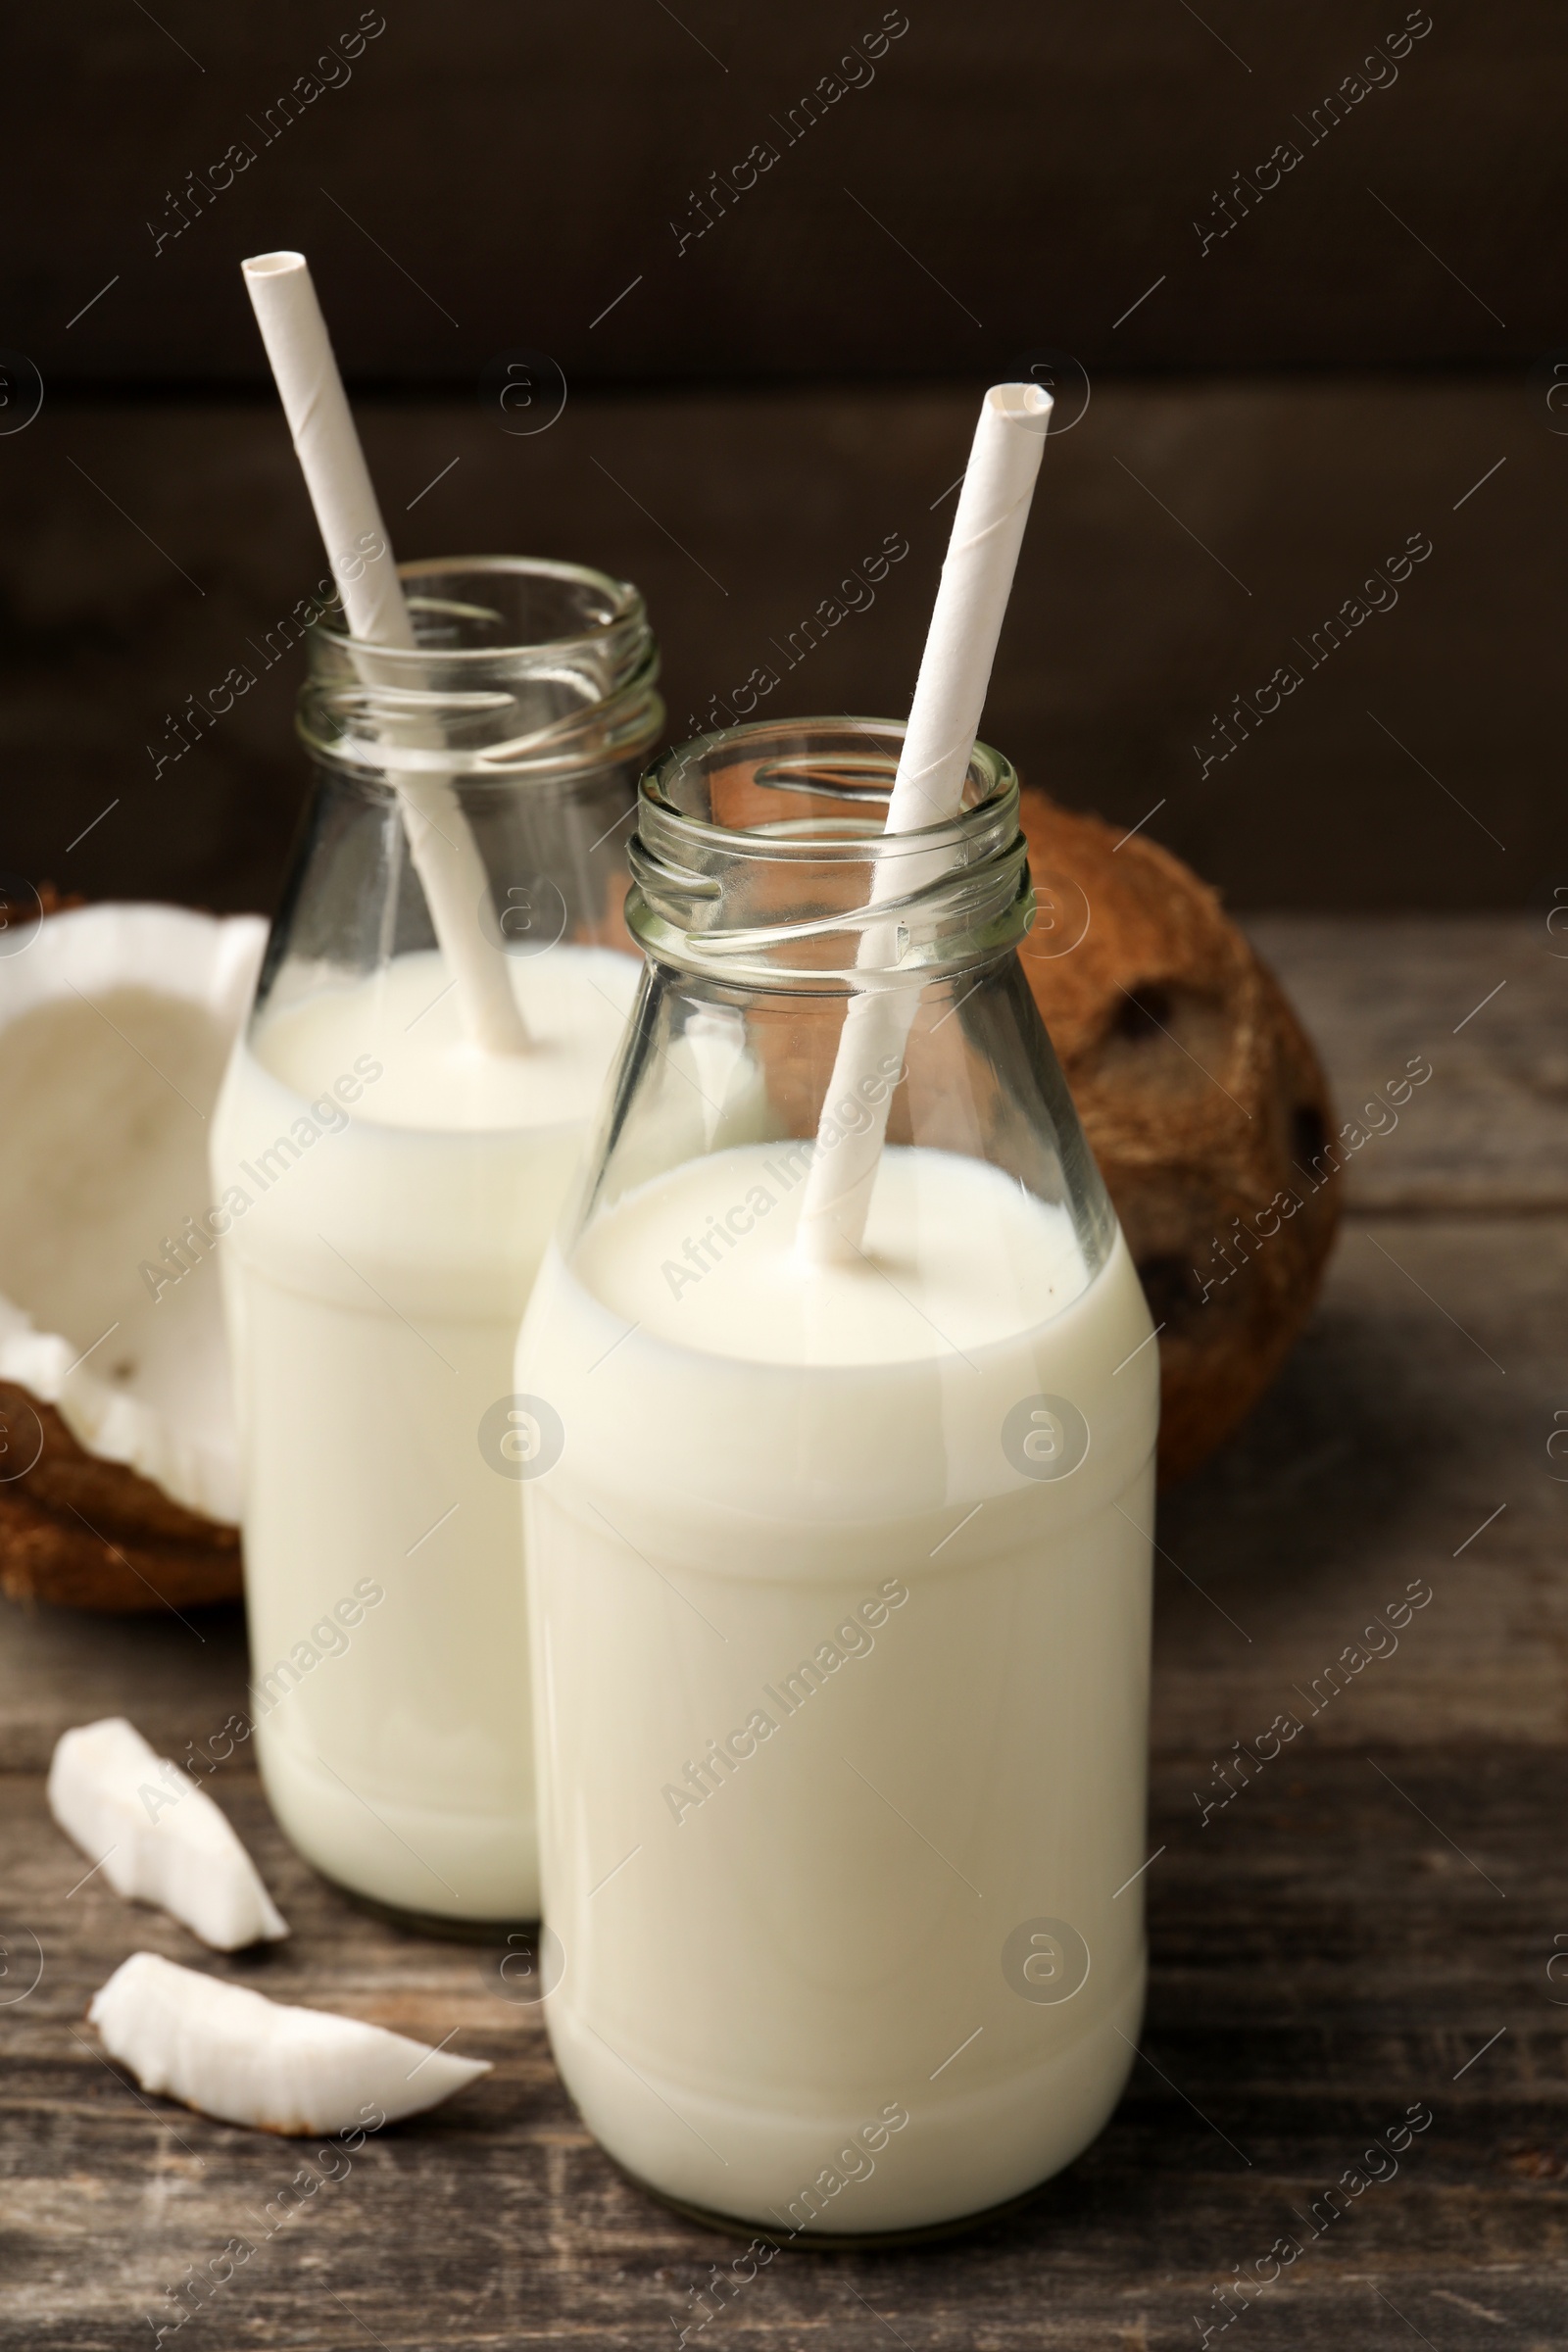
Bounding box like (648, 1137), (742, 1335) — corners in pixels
(49, 1718), (287, 1950)
(0, 903), (265, 1610)
(1017, 790), (1341, 1484)
(89, 1951), (492, 2135)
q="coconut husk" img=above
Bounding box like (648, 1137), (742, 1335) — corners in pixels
(0, 1383), (241, 1612)
(1018, 789), (1340, 1484)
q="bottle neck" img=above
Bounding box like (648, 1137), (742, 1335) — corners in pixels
(297, 556), (662, 787)
(625, 720), (1032, 990)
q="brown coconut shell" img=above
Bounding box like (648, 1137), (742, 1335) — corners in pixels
(0, 1384), (241, 1611)
(1017, 790), (1340, 1485)
(0, 884), (245, 1614)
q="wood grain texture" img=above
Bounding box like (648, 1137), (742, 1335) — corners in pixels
(0, 917), (1563, 2345)
(4, 381), (1556, 917)
(7, 3), (1558, 379)
(1251, 916), (1568, 1211)
(1, 1754), (1557, 2350)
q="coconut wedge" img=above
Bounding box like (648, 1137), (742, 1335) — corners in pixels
(90, 1951), (492, 2135)
(49, 1718), (287, 1951)
(0, 902), (266, 1610)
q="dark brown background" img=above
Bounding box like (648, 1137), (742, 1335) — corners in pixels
(3, 2), (1564, 908)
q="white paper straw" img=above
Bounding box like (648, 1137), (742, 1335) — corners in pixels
(795, 382), (1053, 1264)
(241, 251), (529, 1054)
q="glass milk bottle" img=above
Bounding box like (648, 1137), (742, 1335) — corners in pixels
(517, 716), (1160, 2235)
(210, 557), (662, 1931)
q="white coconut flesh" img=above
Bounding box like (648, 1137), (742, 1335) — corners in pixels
(90, 1950), (492, 2135)
(49, 1717), (287, 1951)
(0, 905), (266, 1524)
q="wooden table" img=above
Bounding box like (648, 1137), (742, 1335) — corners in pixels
(6, 916), (1565, 2350)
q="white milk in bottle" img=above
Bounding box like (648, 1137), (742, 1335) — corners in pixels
(211, 557), (664, 1926)
(213, 945), (640, 1922)
(517, 717), (1160, 2232)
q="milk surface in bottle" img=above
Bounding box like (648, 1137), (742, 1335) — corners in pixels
(517, 716), (1160, 2233)
(211, 556), (663, 1926)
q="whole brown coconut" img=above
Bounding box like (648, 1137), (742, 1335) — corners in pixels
(1018, 790), (1340, 1486)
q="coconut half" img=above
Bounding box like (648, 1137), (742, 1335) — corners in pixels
(0, 903), (266, 1609)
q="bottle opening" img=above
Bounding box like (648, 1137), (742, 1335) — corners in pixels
(301, 555), (663, 782)
(628, 716), (1030, 987)
(318, 556), (642, 660)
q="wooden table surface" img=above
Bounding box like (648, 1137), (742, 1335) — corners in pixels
(5, 915), (1566, 2351)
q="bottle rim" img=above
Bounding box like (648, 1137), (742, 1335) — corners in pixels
(314, 554), (649, 664)
(628, 715), (1033, 989)
(299, 555), (663, 782)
